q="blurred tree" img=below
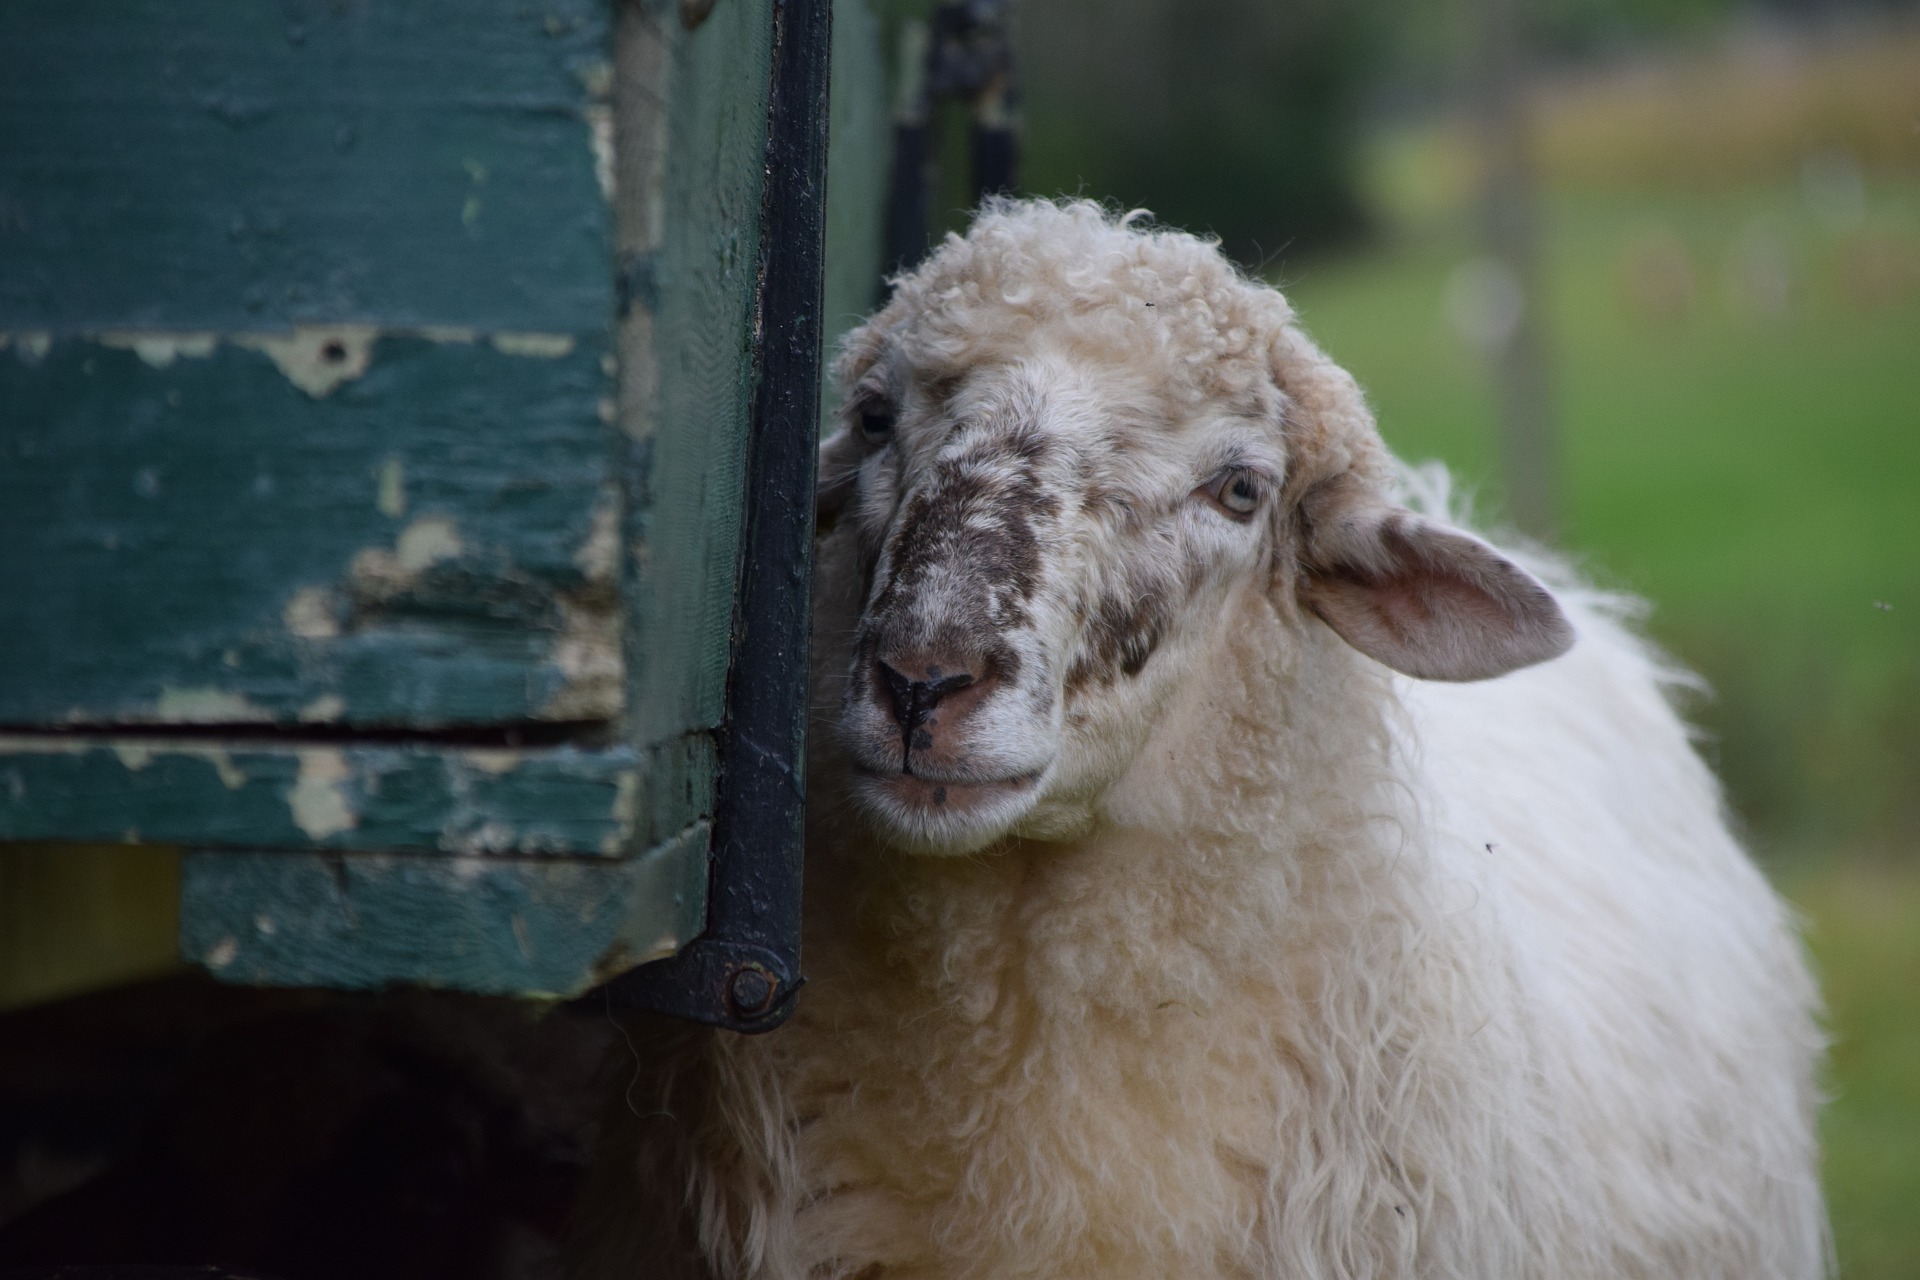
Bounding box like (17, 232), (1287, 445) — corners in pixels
(1017, 0), (1378, 262)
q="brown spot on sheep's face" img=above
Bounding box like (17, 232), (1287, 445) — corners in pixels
(829, 348), (1288, 855)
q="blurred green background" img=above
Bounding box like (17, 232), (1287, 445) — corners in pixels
(1016, 1), (1919, 1274)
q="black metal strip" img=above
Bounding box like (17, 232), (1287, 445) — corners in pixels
(601, 0), (832, 1032)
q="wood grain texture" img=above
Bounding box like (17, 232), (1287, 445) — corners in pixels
(0, 735), (724, 858)
(620, 0), (774, 752)
(177, 822), (708, 996)
(0, 0), (614, 332)
(0, 334), (617, 728)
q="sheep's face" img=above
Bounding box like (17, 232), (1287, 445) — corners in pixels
(819, 204), (1573, 857)
(821, 344), (1293, 854)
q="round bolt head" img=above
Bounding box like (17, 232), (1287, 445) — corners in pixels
(727, 965), (778, 1017)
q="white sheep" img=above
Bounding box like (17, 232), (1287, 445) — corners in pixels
(577, 199), (1826, 1280)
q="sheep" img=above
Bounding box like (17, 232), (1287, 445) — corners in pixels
(575, 198), (1827, 1280)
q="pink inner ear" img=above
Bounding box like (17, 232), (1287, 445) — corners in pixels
(1302, 519), (1575, 682)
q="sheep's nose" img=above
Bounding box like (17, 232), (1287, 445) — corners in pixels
(875, 659), (974, 731)
(871, 652), (995, 772)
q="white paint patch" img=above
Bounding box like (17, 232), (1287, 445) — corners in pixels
(204, 937), (239, 970)
(155, 687), (274, 723)
(183, 747), (247, 791)
(349, 515), (464, 598)
(1, 331), (53, 364)
(462, 749), (521, 776)
(585, 103), (615, 202)
(254, 914), (278, 936)
(543, 594), (622, 720)
(99, 332), (219, 368)
(395, 516), (463, 572)
(298, 694), (347, 724)
(113, 743), (155, 771)
(283, 586), (341, 639)
(289, 749), (357, 840)
(376, 456), (406, 518)
(235, 325), (378, 397)
(491, 331), (577, 359)
(603, 769), (642, 854)
(575, 491), (621, 581)
(576, 59), (614, 100)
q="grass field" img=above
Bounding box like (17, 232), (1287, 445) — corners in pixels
(1285, 176), (1920, 853)
(1280, 158), (1920, 1277)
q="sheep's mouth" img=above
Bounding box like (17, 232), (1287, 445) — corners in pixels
(858, 767), (1040, 807)
(849, 767), (1045, 852)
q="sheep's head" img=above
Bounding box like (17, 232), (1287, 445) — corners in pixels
(818, 201), (1571, 854)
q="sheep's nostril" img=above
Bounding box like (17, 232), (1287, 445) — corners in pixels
(873, 658), (982, 773)
(874, 659), (976, 732)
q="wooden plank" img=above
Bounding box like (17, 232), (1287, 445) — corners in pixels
(820, 0), (892, 412)
(0, 0), (614, 333)
(178, 824), (708, 997)
(0, 334), (619, 728)
(0, 735), (717, 857)
(618, 0), (774, 751)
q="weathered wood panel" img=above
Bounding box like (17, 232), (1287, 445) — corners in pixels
(0, 736), (706, 857)
(620, 0), (775, 753)
(0, 0), (614, 332)
(0, 334), (617, 727)
(0, 0), (893, 1004)
(178, 824), (708, 996)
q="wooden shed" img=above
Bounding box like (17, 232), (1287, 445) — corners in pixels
(0, 0), (904, 1030)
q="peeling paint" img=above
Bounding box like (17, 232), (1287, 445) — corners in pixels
(298, 694), (346, 723)
(99, 331), (218, 368)
(234, 325), (378, 397)
(575, 490), (621, 581)
(187, 748), (243, 790)
(543, 593), (621, 719)
(575, 59), (614, 100)
(395, 516), (463, 571)
(283, 586), (341, 639)
(350, 515), (465, 594)
(376, 456), (407, 518)
(288, 748), (357, 840)
(113, 743), (154, 771)
(155, 687), (274, 723)
(603, 768), (641, 854)
(462, 749), (521, 776)
(490, 331), (577, 358)
(585, 103), (615, 202)
(3, 327), (583, 388)
(1, 331), (52, 364)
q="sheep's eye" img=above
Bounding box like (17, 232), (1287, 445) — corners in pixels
(857, 404), (896, 446)
(1201, 466), (1265, 519)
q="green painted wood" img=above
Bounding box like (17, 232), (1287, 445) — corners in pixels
(621, 0), (775, 752)
(0, 737), (699, 857)
(0, 333), (618, 728)
(821, 0), (892, 417)
(0, 0), (614, 333)
(178, 823), (708, 996)
(0, 0), (897, 1002)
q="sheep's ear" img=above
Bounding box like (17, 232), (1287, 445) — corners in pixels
(1295, 480), (1574, 681)
(815, 427), (863, 534)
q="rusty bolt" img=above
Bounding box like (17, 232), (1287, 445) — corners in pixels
(726, 964), (778, 1018)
